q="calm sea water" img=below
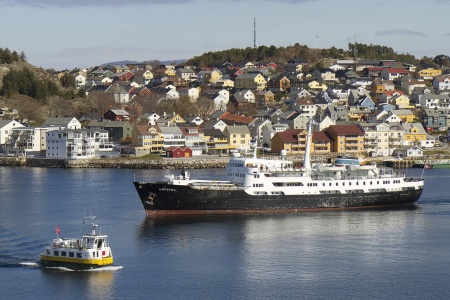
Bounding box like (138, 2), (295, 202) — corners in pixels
(1, 166), (449, 300)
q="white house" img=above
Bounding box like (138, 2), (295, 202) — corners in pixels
(178, 87), (200, 101)
(42, 117), (82, 130)
(233, 90), (255, 104)
(143, 112), (160, 126)
(0, 120), (25, 151)
(3, 127), (47, 156)
(213, 94), (228, 110)
(262, 124), (288, 148)
(165, 89), (180, 101)
(159, 126), (185, 148)
(432, 76), (450, 92)
(46, 129), (106, 159)
(393, 145), (423, 158)
(74, 74), (86, 89)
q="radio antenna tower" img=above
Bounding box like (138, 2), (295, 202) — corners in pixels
(253, 18), (257, 49)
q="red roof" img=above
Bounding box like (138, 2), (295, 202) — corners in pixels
(366, 67), (384, 71)
(219, 112), (256, 125)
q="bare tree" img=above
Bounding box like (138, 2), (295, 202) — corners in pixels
(7, 96), (45, 123)
(175, 95), (196, 116)
(87, 92), (116, 115)
(139, 94), (160, 113)
(46, 96), (75, 118)
(196, 96), (215, 119)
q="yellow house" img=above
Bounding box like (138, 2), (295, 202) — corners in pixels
(202, 128), (229, 155)
(198, 69), (222, 84)
(271, 129), (332, 154)
(390, 95), (414, 109)
(234, 73), (267, 91)
(308, 80), (327, 91)
(418, 68), (442, 80)
(391, 109), (415, 123)
(223, 125), (251, 151)
(402, 122), (427, 145)
(312, 131), (332, 154)
(212, 79), (234, 88)
(157, 113), (186, 126)
(132, 125), (164, 153)
(324, 124), (365, 154)
(271, 129), (307, 155)
(165, 69), (176, 77)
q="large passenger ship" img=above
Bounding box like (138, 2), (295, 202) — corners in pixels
(133, 121), (424, 215)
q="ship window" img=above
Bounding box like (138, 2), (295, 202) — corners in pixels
(53, 251), (59, 256)
(69, 252), (74, 258)
(77, 253), (82, 258)
(336, 183), (338, 186)
(61, 251), (67, 257)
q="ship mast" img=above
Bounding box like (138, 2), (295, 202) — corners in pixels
(303, 118), (314, 170)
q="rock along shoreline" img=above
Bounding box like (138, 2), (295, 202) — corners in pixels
(0, 155), (448, 169)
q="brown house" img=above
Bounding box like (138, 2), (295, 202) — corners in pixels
(267, 75), (290, 92)
(324, 124), (365, 154)
(312, 131), (332, 154)
(255, 90), (275, 106)
(271, 129), (307, 155)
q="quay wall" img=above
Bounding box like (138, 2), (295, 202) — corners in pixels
(0, 155), (448, 169)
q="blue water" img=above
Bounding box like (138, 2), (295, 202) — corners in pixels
(1, 166), (449, 300)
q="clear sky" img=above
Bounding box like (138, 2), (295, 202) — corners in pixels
(1, 0), (450, 71)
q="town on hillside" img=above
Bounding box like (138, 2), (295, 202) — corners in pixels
(1, 56), (450, 160)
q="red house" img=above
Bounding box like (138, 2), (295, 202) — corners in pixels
(165, 146), (192, 158)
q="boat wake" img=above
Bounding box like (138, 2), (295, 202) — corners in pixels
(19, 261), (40, 267)
(42, 265), (123, 272)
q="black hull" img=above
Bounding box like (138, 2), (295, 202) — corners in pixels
(133, 182), (423, 214)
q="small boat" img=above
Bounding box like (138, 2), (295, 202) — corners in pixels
(40, 214), (113, 270)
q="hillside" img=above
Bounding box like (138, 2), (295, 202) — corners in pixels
(0, 61), (60, 90)
(186, 43), (423, 67)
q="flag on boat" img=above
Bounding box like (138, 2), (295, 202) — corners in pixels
(56, 227), (61, 235)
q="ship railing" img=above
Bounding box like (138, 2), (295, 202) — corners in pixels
(52, 238), (82, 249)
(191, 185), (239, 190)
(311, 172), (405, 181)
(270, 171), (309, 177)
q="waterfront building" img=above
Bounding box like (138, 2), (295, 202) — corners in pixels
(45, 129), (109, 159)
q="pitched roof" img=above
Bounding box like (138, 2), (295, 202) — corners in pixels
(274, 129), (305, 142)
(312, 131), (331, 142)
(326, 124), (364, 136)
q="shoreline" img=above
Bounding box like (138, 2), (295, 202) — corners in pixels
(1, 155), (449, 169)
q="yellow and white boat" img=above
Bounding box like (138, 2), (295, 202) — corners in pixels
(40, 214), (113, 270)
